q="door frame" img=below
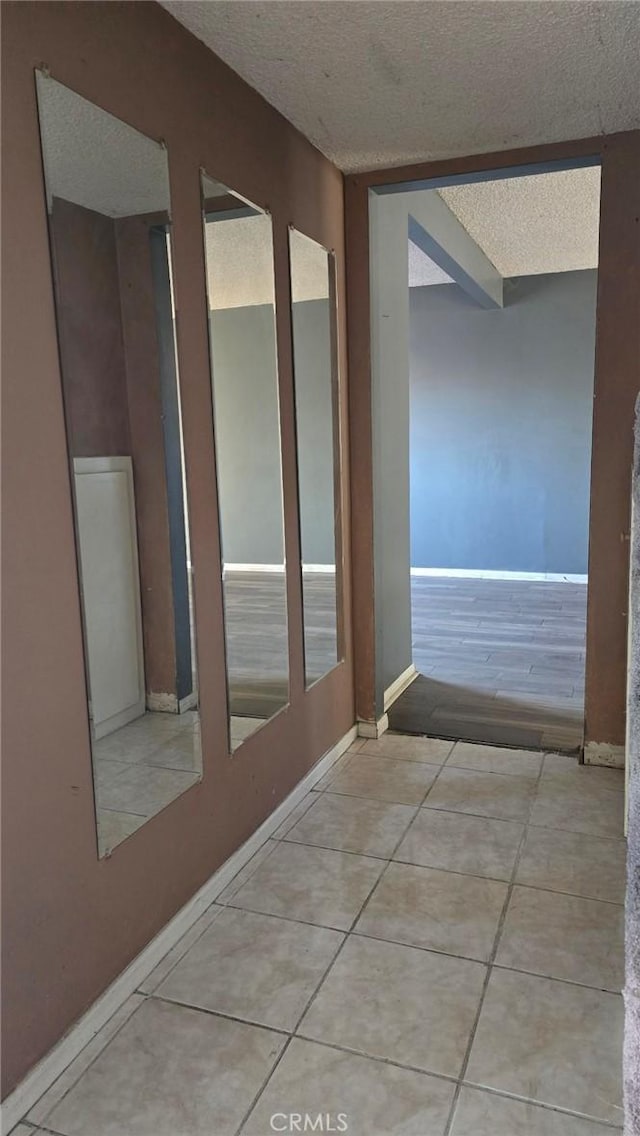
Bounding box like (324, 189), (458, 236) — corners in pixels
(345, 131), (640, 760)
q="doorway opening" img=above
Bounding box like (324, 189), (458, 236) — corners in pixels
(370, 162), (601, 752)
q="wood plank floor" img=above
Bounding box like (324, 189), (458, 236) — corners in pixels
(388, 577), (587, 752)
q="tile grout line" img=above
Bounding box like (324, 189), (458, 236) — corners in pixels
(233, 928), (358, 1134)
(284, 1032), (625, 1131)
(134, 903), (227, 996)
(232, 1035), (295, 1136)
(24, 995), (147, 1130)
(342, 755), (458, 933)
(217, 840), (282, 905)
(142, 892), (625, 995)
(441, 748), (549, 1136)
(23, 742), (624, 1135)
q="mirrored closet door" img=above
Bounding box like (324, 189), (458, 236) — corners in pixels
(201, 172), (289, 751)
(36, 72), (202, 855)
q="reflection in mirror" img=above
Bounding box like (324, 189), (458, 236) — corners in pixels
(36, 73), (201, 856)
(289, 229), (343, 685)
(201, 173), (289, 751)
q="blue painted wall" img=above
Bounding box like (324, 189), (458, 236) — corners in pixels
(409, 270), (597, 573)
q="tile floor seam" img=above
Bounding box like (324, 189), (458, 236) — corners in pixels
(224, 891), (378, 934)
(280, 813), (420, 859)
(347, 754), (450, 771)
(441, 754), (546, 1136)
(346, 926), (499, 968)
(232, 1035), (295, 1136)
(482, 959), (624, 996)
(142, 893), (627, 996)
(149, 994), (292, 1039)
(26, 994), (148, 1128)
(421, 802), (531, 824)
(214, 902), (350, 935)
(134, 902), (227, 995)
(524, 818), (626, 838)
(316, 779), (440, 807)
(392, 835), (626, 902)
(272, 791), (327, 838)
(391, 852), (523, 886)
(290, 1030), (461, 1088)
(280, 1034), (624, 1129)
(238, 837), (391, 866)
(288, 868), (396, 1043)
(352, 750), (450, 769)
(498, 878), (624, 907)
(231, 829), (624, 928)
(218, 840), (282, 904)
(336, 927), (624, 995)
(456, 1080), (624, 1130)
(300, 784), (444, 811)
(323, 780), (440, 931)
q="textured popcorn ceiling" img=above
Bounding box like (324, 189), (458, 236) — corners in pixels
(160, 0), (640, 173)
(206, 217), (329, 309)
(36, 72), (169, 217)
(406, 165), (600, 286)
(409, 242), (453, 288)
(439, 167), (601, 276)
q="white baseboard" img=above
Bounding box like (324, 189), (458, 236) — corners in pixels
(357, 713), (389, 739)
(410, 568), (588, 583)
(0, 724), (358, 1135)
(224, 563), (286, 573)
(583, 741), (625, 769)
(384, 663), (418, 712)
(223, 564), (336, 574)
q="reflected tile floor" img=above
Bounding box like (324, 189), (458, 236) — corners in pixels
(93, 710), (201, 853)
(21, 737), (626, 1136)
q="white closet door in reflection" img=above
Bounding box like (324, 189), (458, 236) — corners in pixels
(201, 173), (289, 751)
(36, 73), (201, 857)
(289, 228), (343, 686)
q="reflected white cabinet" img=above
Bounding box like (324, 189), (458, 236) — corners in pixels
(73, 457), (145, 739)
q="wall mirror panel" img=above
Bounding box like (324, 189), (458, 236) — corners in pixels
(288, 228), (343, 686)
(36, 72), (201, 856)
(201, 172), (289, 751)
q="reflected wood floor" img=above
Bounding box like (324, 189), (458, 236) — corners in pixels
(224, 571), (339, 715)
(388, 577), (587, 752)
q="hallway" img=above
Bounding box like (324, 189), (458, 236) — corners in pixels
(18, 733), (625, 1136)
(389, 577), (587, 751)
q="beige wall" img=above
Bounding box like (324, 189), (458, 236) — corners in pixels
(1, 0), (353, 1096)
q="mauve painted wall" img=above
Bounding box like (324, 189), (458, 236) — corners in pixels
(1, 0), (352, 1097)
(409, 270), (597, 573)
(50, 197), (131, 457)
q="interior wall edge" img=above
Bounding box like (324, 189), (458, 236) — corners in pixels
(585, 129), (640, 748)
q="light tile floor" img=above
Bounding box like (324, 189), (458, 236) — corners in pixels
(92, 710), (202, 855)
(19, 735), (626, 1136)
